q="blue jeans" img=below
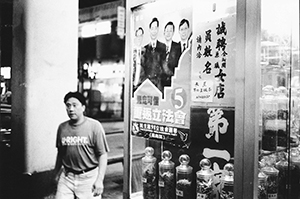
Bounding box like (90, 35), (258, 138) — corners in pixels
(56, 167), (101, 199)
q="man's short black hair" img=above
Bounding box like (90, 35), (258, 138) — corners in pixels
(149, 17), (159, 28)
(135, 27), (144, 36)
(64, 91), (86, 106)
(179, 18), (190, 29)
(164, 21), (175, 31)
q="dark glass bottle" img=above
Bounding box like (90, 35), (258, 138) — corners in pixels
(196, 158), (214, 199)
(158, 150), (175, 199)
(261, 85), (278, 152)
(142, 147), (157, 199)
(276, 87), (288, 150)
(275, 152), (290, 199)
(290, 147), (300, 199)
(220, 163), (234, 199)
(176, 154), (193, 199)
(258, 170), (268, 199)
(261, 156), (279, 199)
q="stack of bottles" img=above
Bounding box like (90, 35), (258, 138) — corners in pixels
(141, 147), (235, 199)
(260, 155), (279, 199)
(259, 84), (300, 198)
(260, 85), (300, 153)
(261, 85), (279, 152)
(258, 149), (300, 199)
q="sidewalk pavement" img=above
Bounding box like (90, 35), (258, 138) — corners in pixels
(102, 162), (123, 199)
(0, 120), (142, 199)
(101, 120), (145, 199)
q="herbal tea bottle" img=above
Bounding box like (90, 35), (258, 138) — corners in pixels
(258, 170), (268, 199)
(261, 156), (279, 199)
(261, 85), (278, 152)
(142, 147), (157, 199)
(275, 152), (290, 199)
(196, 158), (214, 199)
(220, 163), (234, 199)
(158, 150), (175, 199)
(289, 148), (300, 198)
(176, 154), (193, 199)
(276, 87), (288, 150)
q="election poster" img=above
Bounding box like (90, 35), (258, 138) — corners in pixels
(131, 0), (193, 147)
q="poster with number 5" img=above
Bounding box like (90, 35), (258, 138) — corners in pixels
(130, 0), (192, 147)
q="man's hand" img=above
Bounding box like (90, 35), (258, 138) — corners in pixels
(92, 179), (104, 197)
(50, 171), (61, 193)
(53, 173), (60, 185)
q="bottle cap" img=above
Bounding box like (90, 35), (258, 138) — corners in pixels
(176, 154), (192, 174)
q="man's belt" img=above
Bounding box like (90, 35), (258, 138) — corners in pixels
(64, 166), (97, 175)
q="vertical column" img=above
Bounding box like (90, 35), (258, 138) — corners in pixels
(12, 0), (78, 173)
(235, 0), (261, 198)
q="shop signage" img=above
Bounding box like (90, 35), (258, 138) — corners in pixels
(117, 6), (125, 39)
(190, 106), (235, 173)
(79, 0), (123, 23)
(191, 3), (236, 107)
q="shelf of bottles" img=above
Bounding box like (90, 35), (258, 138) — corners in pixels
(141, 147), (234, 199)
(258, 1), (299, 198)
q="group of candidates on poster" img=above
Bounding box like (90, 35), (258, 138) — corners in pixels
(132, 16), (192, 94)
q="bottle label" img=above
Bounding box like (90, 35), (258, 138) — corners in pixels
(158, 180), (164, 187)
(268, 193), (277, 199)
(176, 189), (183, 197)
(197, 193), (207, 199)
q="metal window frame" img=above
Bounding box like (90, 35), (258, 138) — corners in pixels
(123, 0), (261, 198)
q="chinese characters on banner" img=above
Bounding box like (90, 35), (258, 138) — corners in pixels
(131, 1), (193, 147)
(190, 107), (234, 196)
(191, 13), (236, 106)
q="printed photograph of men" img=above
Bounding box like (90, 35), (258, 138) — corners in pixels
(139, 17), (167, 92)
(134, 27), (144, 48)
(133, 27), (144, 89)
(131, 2), (193, 99)
(178, 18), (191, 53)
(161, 21), (181, 88)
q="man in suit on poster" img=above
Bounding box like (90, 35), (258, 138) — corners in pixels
(161, 21), (181, 88)
(178, 18), (191, 54)
(133, 27), (144, 89)
(139, 17), (166, 92)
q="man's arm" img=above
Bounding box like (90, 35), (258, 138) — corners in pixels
(53, 149), (63, 183)
(92, 152), (108, 197)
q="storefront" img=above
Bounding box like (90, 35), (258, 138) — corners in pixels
(123, 0), (299, 198)
(78, 0), (126, 120)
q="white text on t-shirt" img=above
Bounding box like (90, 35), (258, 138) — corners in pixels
(61, 136), (89, 146)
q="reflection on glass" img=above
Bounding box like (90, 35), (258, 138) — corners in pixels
(259, 0), (299, 198)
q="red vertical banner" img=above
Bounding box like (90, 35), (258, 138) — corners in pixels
(130, 0), (193, 147)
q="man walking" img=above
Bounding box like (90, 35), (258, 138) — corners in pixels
(54, 91), (109, 199)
